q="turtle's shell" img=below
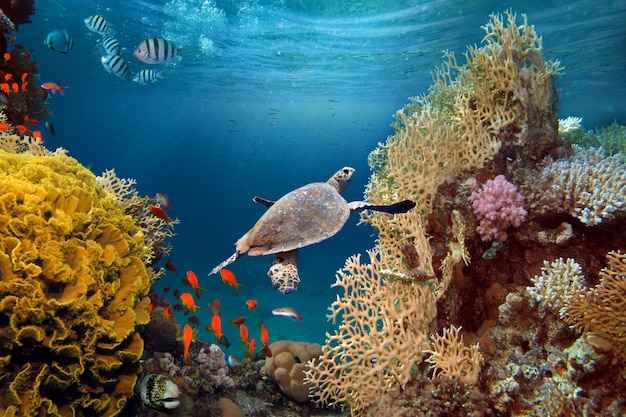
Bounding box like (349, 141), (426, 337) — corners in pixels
(235, 182), (350, 256)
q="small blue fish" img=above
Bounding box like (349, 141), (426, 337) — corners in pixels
(44, 29), (73, 54)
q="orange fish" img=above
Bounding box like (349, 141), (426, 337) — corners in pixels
(163, 305), (173, 320)
(219, 269), (243, 292)
(164, 259), (178, 273)
(0, 83), (10, 94)
(3, 52), (10, 61)
(183, 324), (193, 362)
(180, 292), (200, 315)
(4, 74), (12, 81)
(259, 321), (269, 347)
(148, 205), (171, 222)
(239, 323), (249, 346)
(11, 83), (17, 93)
(230, 316), (246, 326)
(245, 338), (256, 359)
(32, 131), (42, 141)
(0, 123), (9, 131)
(211, 313), (223, 341)
(15, 125), (29, 135)
(261, 345), (272, 357)
(148, 303), (154, 315)
(40, 81), (67, 95)
(185, 270), (205, 298)
(245, 299), (258, 311)
(21, 72), (28, 82)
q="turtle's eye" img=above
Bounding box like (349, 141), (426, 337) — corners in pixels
(343, 168), (350, 175)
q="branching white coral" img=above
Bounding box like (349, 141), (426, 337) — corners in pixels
(558, 116), (583, 134)
(424, 325), (483, 385)
(96, 168), (139, 201)
(527, 258), (586, 316)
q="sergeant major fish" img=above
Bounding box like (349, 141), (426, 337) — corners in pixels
(101, 35), (121, 55)
(134, 38), (182, 64)
(84, 15), (114, 36)
(132, 69), (165, 85)
(101, 54), (130, 78)
(44, 29), (73, 54)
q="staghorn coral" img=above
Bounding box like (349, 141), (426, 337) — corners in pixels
(304, 250), (437, 414)
(0, 149), (151, 416)
(527, 257), (586, 317)
(260, 340), (322, 402)
(423, 325), (483, 385)
(536, 147), (626, 225)
(560, 250), (626, 361)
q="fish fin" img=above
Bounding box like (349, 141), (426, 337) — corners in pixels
(253, 196), (275, 208)
(209, 252), (239, 276)
(348, 199), (415, 214)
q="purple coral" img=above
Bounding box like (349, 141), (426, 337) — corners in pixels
(468, 175), (527, 242)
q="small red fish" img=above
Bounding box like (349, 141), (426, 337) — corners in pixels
(261, 345), (272, 357)
(183, 324), (193, 362)
(173, 289), (180, 297)
(15, 125), (30, 135)
(259, 321), (269, 347)
(11, 83), (17, 93)
(246, 299), (258, 311)
(163, 305), (173, 320)
(245, 338), (256, 359)
(0, 83), (10, 94)
(40, 81), (67, 95)
(239, 323), (249, 346)
(148, 205), (172, 222)
(163, 286), (171, 293)
(8, 35), (15, 43)
(220, 269), (243, 292)
(164, 259), (178, 273)
(185, 270), (205, 298)
(148, 303), (154, 315)
(3, 52), (10, 61)
(4, 74), (12, 81)
(0, 122), (9, 131)
(211, 313), (223, 341)
(180, 292), (200, 315)
(188, 316), (200, 326)
(230, 316), (246, 326)
(32, 131), (42, 141)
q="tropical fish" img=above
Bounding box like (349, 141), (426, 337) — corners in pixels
(218, 334), (231, 348)
(41, 81), (67, 95)
(211, 313), (223, 342)
(271, 307), (303, 322)
(134, 38), (182, 64)
(101, 54), (130, 78)
(260, 345), (272, 357)
(102, 35), (121, 55)
(32, 131), (43, 141)
(183, 324), (193, 362)
(163, 305), (173, 320)
(184, 270), (205, 297)
(148, 205), (172, 222)
(46, 122), (55, 136)
(3, 52), (9, 61)
(208, 299), (221, 315)
(245, 338), (256, 359)
(220, 269), (243, 292)
(164, 259), (177, 272)
(227, 355), (243, 367)
(44, 29), (73, 53)
(259, 321), (269, 346)
(188, 316), (200, 326)
(245, 299), (258, 311)
(239, 323), (249, 346)
(84, 15), (114, 36)
(230, 316), (246, 326)
(132, 69), (165, 85)
(135, 373), (180, 411)
(180, 293), (200, 314)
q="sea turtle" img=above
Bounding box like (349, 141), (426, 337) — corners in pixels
(208, 167), (415, 294)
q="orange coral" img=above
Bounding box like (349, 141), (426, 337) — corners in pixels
(0, 150), (151, 416)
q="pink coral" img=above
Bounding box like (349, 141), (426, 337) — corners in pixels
(468, 175), (527, 241)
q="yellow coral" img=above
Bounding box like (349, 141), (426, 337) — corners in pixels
(0, 150), (151, 416)
(304, 250), (437, 414)
(560, 250), (626, 360)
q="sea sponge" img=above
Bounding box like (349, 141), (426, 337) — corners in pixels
(0, 150), (151, 416)
(260, 340), (322, 402)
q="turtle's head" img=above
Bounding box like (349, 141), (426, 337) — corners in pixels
(327, 167), (355, 194)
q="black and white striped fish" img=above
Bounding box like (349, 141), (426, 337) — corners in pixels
(101, 35), (121, 55)
(132, 69), (165, 85)
(84, 15), (114, 36)
(101, 54), (130, 78)
(134, 38), (182, 64)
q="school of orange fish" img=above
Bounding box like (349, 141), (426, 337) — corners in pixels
(146, 195), (303, 364)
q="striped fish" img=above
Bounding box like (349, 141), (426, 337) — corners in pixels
(102, 35), (120, 55)
(134, 38), (182, 64)
(84, 15), (113, 36)
(132, 69), (164, 85)
(101, 54), (130, 78)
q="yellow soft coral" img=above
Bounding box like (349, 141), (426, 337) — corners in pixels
(0, 150), (151, 416)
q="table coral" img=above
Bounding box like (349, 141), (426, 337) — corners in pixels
(0, 150), (151, 416)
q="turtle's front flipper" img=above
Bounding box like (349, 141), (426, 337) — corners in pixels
(253, 196), (275, 208)
(208, 252), (239, 276)
(349, 199), (416, 214)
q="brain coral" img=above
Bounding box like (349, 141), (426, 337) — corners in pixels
(0, 150), (151, 416)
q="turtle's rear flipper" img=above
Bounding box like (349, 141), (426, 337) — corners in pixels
(208, 252), (239, 276)
(253, 196), (275, 208)
(349, 199), (416, 214)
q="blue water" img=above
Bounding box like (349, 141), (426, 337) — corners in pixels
(23, 0), (626, 357)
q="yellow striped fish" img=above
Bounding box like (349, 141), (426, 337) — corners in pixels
(134, 38), (182, 64)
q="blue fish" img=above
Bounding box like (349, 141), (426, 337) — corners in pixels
(44, 29), (73, 54)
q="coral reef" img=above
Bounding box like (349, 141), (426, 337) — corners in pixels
(260, 340), (322, 402)
(305, 9), (625, 417)
(0, 149), (151, 416)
